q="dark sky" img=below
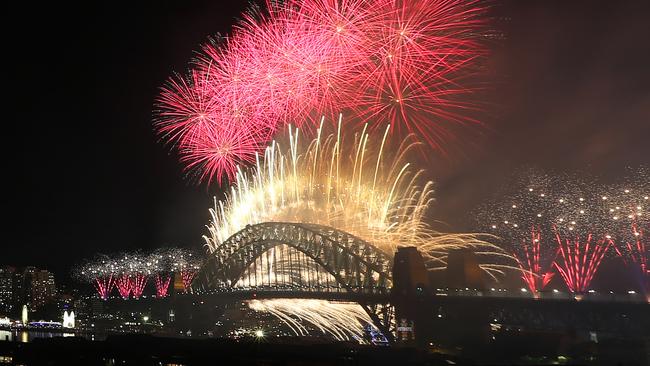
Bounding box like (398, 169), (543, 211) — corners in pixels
(5, 0), (650, 279)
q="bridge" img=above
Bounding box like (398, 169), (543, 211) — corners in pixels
(192, 222), (650, 346)
(195, 222), (397, 338)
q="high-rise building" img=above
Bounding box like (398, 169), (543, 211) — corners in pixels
(0, 267), (15, 312)
(31, 270), (57, 308)
(0, 266), (58, 311)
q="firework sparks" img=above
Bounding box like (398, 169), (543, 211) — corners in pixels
(115, 274), (132, 299)
(481, 173), (565, 293)
(248, 299), (380, 343)
(204, 121), (512, 282)
(512, 227), (556, 294)
(77, 249), (199, 299)
(77, 255), (117, 300)
(154, 274), (172, 298)
(150, 250), (173, 298)
(167, 248), (202, 293)
(553, 232), (613, 294)
(482, 170), (650, 295)
(602, 168), (649, 299)
(155, 0), (488, 183)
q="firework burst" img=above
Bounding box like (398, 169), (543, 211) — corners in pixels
(602, 168), (649, 299)
(155, 0), (488, 184)
(248, 299), (381, 343)
(204, 121), (513, 282)
(76, 255), (117, 300)
(481, 171), (619, 294)
(166, 248), (202, 293)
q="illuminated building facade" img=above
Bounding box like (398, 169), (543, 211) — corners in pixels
(0, 266), (57, 311)
(0, 267), (14, 313)
(31, 269), (57, 308)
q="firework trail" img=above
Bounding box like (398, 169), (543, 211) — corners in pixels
(151, 250), (173, 298)
(553, 232), (613, 294)
(155, 0), (488, 183)
(235, 244), (339, 288)
(248, 299), (380, 343)
(115, 274), (132, 299)
(167, 248), (202, 293)
(204, 121), (514, 283)
(481, 172), (561, 293)
(602, 168), (649, 299)
(481, 171), (619, 294)
(513, 227), (556, 294)
(77, 249), (201, 299)
(77, 255), (117, 300)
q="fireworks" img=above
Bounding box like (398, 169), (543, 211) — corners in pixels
(155, 0), (488, 183)
(150, 250), (173, 298)
(204, 122), (512, 282)
(76, 255), (116, 300)
(602, 168), (649, 299)
(76, 248), (201, 299)
(248, 299), (380, 343)
(166, 248), (202, 293)
(483, 173), (611, 294)
(483, 169), (649, 295)
(553, 233), (613, 294)
(513, 227), (556, 294)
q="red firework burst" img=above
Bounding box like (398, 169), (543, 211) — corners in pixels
(115, 274), (132, 299)
(612, 222), (649, 299)
(93, 275), (114, 301)
(155, 274), (172, 298)
(155, 0), (487, 184)
(513, 227), (556, 295)
(180, 268), (198, 293)
(131, 273), (148, 299)
(180, 121), (261, 184)
(553, 232), (613, 294)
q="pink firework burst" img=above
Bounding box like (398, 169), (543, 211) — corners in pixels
(115, 274), (132, 299)
(94, 275), (115, 301)
(180, 121), (260, 185)
(614, 223), (649, 296)
(553, 231), (613, 294)
(155, 0), (487, 184)
(155, 274), (172, 298)
(513, 227), (556, 295)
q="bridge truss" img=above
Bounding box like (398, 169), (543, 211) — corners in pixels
(197, 222), (395, 338)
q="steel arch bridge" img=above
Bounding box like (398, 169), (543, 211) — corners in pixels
(196, 222), (395, 338)
(198, 222), (393, 292)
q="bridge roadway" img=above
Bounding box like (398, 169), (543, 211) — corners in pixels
(187, 287), (648, 307)
(190, 288), (390, 303)
(182, 288), (649, 336)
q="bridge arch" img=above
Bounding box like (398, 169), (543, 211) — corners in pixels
(198, 222), (393, 294)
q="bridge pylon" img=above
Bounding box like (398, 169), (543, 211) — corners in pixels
(391, 246), (433, 347)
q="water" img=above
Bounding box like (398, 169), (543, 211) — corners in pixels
(0, 329), (101, 342)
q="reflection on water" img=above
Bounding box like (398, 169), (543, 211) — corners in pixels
(0, 330), (98, 342)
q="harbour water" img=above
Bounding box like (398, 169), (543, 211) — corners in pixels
(0, 329), (101, 342)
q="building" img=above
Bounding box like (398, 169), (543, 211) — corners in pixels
(0, 267), (15, 313)
(0, 266), (58, 312)
(30, 269), (57, 308)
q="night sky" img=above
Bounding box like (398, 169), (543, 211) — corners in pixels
(6, 0), (649, 280)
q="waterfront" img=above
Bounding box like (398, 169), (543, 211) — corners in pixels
(0, 330), (102, 343)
